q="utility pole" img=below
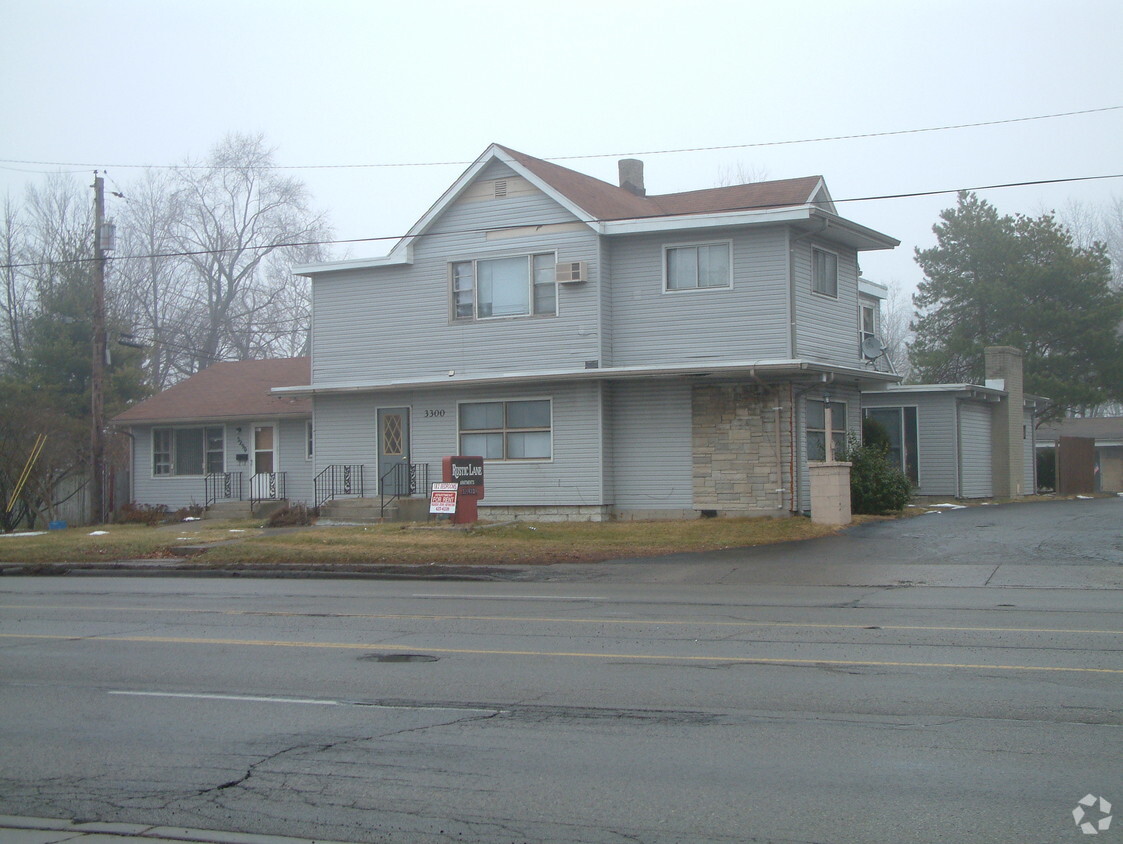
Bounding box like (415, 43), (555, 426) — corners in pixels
(90, 173), (107, 525)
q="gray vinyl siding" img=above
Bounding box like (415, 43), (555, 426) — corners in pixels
(796, 385), (860, 512)
(607, 381), (693, 510)
(1022, 406), (1037, 493)
(606, 227), (790, 367)
(958, 402), (993, 498)
(128, 419), (313, 510)
(276, 417), (315, 505)
(792, 239), (863, 367)
(310, 164), (602, 386)
(312, 381), (606, 507)
(862, 392), (961, 497)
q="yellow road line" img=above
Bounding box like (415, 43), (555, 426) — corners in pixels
(0, 604), (1119, 637)
(2, 632), (1120, 674)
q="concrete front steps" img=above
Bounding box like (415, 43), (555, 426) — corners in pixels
(319, 496), (430, 524)
(204, 499), (289, 520)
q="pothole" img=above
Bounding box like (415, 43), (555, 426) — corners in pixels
(360, 653), (440, 663)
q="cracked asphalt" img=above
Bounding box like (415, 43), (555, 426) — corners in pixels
(0, 496), (1119, 843)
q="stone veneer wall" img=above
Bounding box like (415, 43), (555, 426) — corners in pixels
(692, 384), (792, 514)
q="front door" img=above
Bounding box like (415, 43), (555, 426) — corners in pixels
(251, 424), (278, 499)
(377, 407), (411, 495)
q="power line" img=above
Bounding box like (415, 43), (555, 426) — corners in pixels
(2, 171), (1121, 274)
(1, 106), (1119, 172)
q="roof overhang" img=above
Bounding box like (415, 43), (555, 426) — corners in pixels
(274, 359), (900, 398)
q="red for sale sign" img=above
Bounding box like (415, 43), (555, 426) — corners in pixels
(429, 482), (459, 514)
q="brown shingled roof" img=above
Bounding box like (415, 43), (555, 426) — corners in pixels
(112, 358), (311, 425)
(496, 144), (823, 220)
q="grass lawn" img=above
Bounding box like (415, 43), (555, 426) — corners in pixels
(0, 515), (853, 567)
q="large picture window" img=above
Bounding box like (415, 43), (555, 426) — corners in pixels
(451, 253), (556, 320)
(665, 242), (731, 291)
(153, 426), (224, 476)
(865, 406), (919, 484)
(813, 248), (838, 297)
(459, 399), (551, 460)
(806, 400), (847, 461)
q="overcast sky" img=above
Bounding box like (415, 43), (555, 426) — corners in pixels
(2, 0), (1120, 296)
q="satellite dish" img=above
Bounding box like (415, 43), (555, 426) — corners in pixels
(861, 335), (887, 360)
(861, 334), (898, 375)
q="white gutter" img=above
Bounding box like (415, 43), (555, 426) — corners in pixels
(274, 359), (899, 398)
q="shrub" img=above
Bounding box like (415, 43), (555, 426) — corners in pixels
(840, 433), (912, 514)
(266, 503), (318, 527)
(169, 503), (204, 522)
(116, 502), (170, 526)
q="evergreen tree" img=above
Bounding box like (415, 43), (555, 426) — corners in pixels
(911, 192), (1123, 418)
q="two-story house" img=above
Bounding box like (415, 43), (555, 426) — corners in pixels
(271, 144), (900, 519)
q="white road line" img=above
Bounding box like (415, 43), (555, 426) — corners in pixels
(108, 690), (500, 713)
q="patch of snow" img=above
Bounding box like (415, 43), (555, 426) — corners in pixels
(184, 516), (201, 521)
(228, 529), (246, 533)
(929, 503), (966, 510)
(922, 510), (942, 515)
(1, 531), (46, 537)
(88, 530), (109, 536)
(1076, 495), (1094, 500)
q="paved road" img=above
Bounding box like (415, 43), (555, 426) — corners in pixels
(0, 497), (1119, 843)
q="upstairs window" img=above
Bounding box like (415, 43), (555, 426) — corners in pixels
(665, 242), (731, 291)
(813, 248), (838, 297)
(860, 303), (877, 347)
(153, 426), (224, 476)
(451, 253), (557, 320)
(459, 399), (552, 460)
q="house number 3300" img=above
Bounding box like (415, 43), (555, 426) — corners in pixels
(424, 409), (446, 418)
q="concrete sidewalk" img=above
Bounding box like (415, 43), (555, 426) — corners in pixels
(0, 814), (356, 844)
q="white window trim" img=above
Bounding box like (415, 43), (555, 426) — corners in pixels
(805, 399), (849, 462)
(456, 397), (554, 463)
(811, 246), (840, 299)
(662, 239), (733, 293)
(151, 424), (225, 479)
(449, 251), (559, 322)
(305, 419), (314, 461)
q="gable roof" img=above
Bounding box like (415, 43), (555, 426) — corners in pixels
(295, 144), (896, 276)
(112, 358), (311, 425)
(498, 144), (829, 220)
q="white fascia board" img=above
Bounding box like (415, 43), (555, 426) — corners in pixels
(273, 359), (898, 397)
(859, 277), (890, 299)
(293, 243), (414, 276)
(864, 383), (1007, 400)
(599, 206), (814, 236)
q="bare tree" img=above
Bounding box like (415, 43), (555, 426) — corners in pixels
(0, 196), (29, 364)
(169, 133), (330, 372)
(879, 280), (914, 380)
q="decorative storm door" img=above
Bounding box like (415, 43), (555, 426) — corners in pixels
(377, 408), (411, 495)
(251, 424), (278, 499)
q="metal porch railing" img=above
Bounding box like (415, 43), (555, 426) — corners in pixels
(249, 472), (286, 510)
(204, 472), (243, 507)
(314, 464), (365, 508)
(380, 462), (430, 518)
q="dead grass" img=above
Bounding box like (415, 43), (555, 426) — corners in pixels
(1, 515), (847, 567)
(0, 522), (263, 564)
(200, 515), (846, 566)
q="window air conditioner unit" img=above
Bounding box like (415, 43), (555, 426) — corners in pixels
(555, 261), (587, 283)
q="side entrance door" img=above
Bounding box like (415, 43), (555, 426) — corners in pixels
(251, 423), (279, 500)
(377, 407), (411, 495)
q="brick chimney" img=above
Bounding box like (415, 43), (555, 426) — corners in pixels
(618, 159), (645, 196)
(984, 346), (1025, 497)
